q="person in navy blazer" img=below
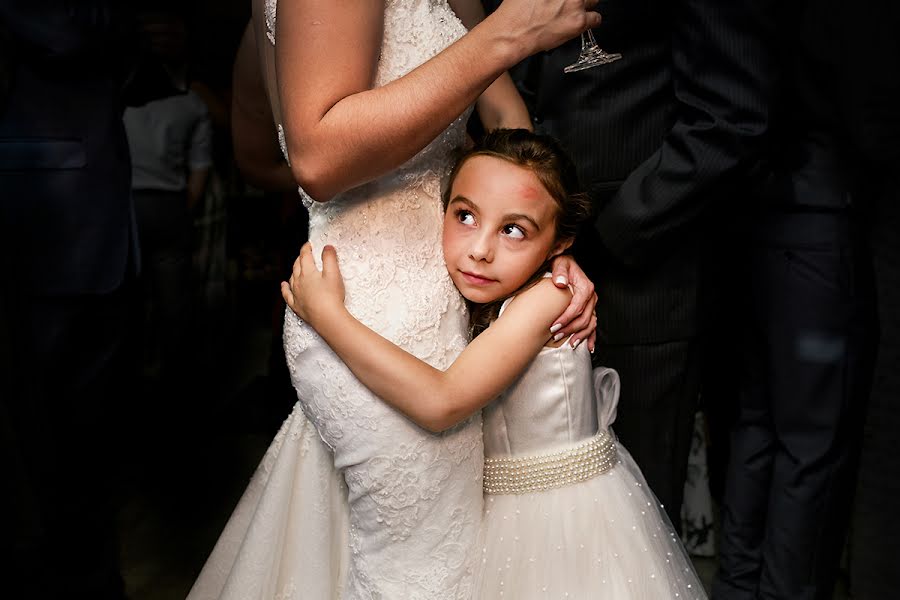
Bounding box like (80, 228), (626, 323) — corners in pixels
(713, 2), (887, 597)
(0, 2), (176, 597)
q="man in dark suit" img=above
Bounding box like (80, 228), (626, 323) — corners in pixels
(714, 2), (886, 598)
(496, 0), (775, 528)
(0, 2), (174, 596)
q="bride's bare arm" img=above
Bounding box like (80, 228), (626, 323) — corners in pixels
(276, 0), (598, 201)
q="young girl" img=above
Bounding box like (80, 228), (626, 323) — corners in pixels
(283, 129), (706, 599)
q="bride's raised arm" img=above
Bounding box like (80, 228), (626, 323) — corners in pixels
(276, 0), (598, 202)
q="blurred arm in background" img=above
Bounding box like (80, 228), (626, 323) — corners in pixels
(231, 22), (295, 193)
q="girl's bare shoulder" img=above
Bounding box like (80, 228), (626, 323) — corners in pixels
(500, 277), (572, 324)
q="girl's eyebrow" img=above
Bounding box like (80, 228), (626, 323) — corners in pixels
(448, 195), (476, 209)
(503, 212), (541, 231)
(448, 196), (541, 231)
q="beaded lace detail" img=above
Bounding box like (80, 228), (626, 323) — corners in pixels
(264, 0), (277, 45)
(273, 2), (482, 599)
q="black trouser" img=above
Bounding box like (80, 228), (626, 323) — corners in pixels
(713, 210), (877, 600)
(133, 189), (193, 387)
(597, 338), (701, 530)
(1, 282), (133, 599)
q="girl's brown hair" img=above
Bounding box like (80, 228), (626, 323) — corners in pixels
(443, 128), (593, 337)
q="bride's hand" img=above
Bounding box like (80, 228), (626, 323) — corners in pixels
(281, 242), (346, 325)
(548, 255), (598, 352)
(494, 0), (602, 55)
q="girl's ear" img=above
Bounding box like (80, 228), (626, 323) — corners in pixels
(548, 237), (574, 260)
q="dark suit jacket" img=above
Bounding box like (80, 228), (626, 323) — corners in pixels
(0, 1), (142, 296)
(513, 0), (775, 344)
(770, 0), (900, 213)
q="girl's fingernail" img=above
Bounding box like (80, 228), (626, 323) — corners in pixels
(554, 275), (568, 286)
(549, 323), (562, 334)
(572, 339), (582, 350)
(553, 332), (564, 342)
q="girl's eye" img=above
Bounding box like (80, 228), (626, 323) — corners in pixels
(502, 224), (526, 239)
(456, 210), (476, 226)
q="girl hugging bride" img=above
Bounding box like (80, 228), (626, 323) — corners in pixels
(188, 0), (704, 598)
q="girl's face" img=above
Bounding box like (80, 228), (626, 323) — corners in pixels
(442, 155), (571, 304)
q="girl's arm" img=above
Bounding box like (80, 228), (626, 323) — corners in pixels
(475, 76), (533, 132)
(282, 244), (571, 432)
(448, 0), (532, 131)
(275, 0), (597, 201)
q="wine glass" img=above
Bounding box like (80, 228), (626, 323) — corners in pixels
(563, 27), (621, 73)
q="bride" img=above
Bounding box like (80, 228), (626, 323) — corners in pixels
(188, 1), (600, 598)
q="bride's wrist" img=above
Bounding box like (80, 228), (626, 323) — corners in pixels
(474, 11), (532, 68)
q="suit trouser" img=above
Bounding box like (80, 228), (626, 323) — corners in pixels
(1, 281), (133, 600)
(596, 338), (701, 531)
(713, 210), (877, 600)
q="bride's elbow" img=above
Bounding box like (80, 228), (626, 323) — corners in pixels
(287, 155), (336, 203)
(291, 156), (335, 202)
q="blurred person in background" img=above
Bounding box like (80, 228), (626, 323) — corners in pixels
(122, 5), (212, 435)
(0, 1), (178, 597)
(713, 2), (886, 598)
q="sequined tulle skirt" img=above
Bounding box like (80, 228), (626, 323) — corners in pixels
(474, 443), (707, 599)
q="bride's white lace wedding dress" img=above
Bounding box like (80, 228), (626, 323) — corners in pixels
(188, 1), (483, 599)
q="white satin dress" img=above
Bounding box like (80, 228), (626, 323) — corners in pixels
(476, 294), (707, 599)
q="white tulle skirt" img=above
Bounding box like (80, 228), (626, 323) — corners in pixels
(475, 444), (707, 599)
(187, 404), (349, 600)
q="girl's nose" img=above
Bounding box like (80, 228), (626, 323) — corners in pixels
(468, 231), (494, 262)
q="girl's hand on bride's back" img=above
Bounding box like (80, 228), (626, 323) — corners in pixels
(493, 0), (602, 55)
(281, 242), (346, 326)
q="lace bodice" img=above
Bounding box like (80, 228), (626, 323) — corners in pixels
(272, 0), (472, 368)
(270, 2), (484, 599)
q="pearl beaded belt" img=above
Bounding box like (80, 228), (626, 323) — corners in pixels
(482, 430), (618, 495)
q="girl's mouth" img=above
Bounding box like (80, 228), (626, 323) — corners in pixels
(460, 271), (496, 286)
